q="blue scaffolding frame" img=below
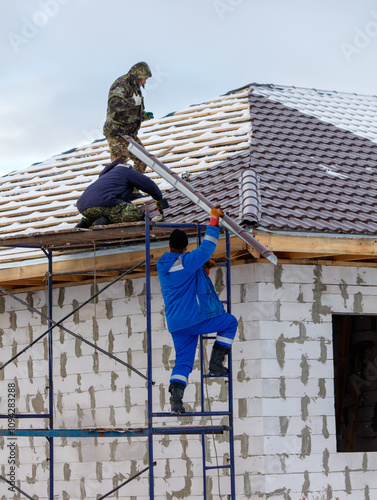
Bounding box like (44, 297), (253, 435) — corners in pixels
(0, 215), (235, 499)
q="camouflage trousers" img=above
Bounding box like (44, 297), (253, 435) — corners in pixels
(106, 135), (147, 173)
(81, 202), (144, 226)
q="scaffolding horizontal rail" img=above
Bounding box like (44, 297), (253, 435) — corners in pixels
(152, 410), (230, 417)
(153, 425), (229, 435)
(0, 428), (148, 438)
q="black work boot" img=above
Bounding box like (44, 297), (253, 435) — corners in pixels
(169, 382), (186, 415)
(91, 216), (109, 226)
(75, 218), (89, 229)
(209, 342), (231, 376)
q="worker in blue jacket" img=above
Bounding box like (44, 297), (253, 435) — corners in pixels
(157, 206), (238, 414)
(75, 157), (167, 228)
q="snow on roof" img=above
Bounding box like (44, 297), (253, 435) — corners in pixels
(251, 84), (377, 144)
(0, 89), (250, 242)
(2, 83), (377, 264)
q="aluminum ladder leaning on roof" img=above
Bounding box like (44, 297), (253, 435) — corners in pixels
(124, 135), (277, 265)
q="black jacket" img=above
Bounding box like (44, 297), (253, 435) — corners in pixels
(76, 159), (162, 212)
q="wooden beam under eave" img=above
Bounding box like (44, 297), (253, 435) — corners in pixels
(254, 231), (377, 258)
(0, 236), (246, 290)
(48, 274), (87, 282)
(277, 252), (346, 260)
(332, 254), (377, 262)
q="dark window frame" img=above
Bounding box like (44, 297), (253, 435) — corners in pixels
(332, 314), (377, 452)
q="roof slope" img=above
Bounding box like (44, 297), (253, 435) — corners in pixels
(251, 84), (377, 144)
(0, 89), (250, 238)
(150, 87), (377, 236)
(2, 83), (377, 266)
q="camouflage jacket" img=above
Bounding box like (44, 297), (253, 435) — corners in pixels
(103, 62), (152, 138)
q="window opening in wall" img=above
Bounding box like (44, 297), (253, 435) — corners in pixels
(332, 314), (377, 452)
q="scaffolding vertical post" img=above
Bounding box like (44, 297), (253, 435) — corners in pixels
(145, 213), (155, 500)
(226, 229), (236, 500)
(47, 250), (54, 500)
(197, 226), (208, 498)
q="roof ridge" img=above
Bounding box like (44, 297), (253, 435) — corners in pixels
(249, 82), (377, 99)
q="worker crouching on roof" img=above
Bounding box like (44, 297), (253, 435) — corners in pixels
(75, 157), (168, 228)
(157, 206), (238, 414)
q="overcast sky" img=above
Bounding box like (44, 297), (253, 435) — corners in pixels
(1, 0), (377, 176)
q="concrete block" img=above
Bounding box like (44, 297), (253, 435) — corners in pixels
(346, 470), (377, 489)
(232, 302), (278, 322)
(321, 265), (361, 285)
(282, 340), (324, 361)
(304, 360), (334, 379)
(261, 358), (301, 378)
(327, 451), (367, 472)
(128, 313), (148, 332)
(234, 379), (263, 398)
(320, 293), (355, 313)
(278, 302), (315, 322)
(258, 320), (301, 340)
(77, 302), (107, 321)
(309, 434), (337, 454)
(257, 282), (302, 302)
(236, 397), (263, 419)
(273, 415), (334, 437)
(263, 435), (302, 455)
(233, 339), (276, 360)
(150, 294), (165, 313)
(230, 263), (259, 284)
(304, 321), (333, 341)
(267, 470), (331, 494)
(308, 397), (336, 417)
(240, 320), (263, 340)
(61, 284), (92, 304)
(356, 266), (377, 286)
(280, 264), (318, 284)
(262, 397), (302, 418)
(284, 378), (334, 399)
(260, 378), (281, 398)
(88, 280), (124, 300)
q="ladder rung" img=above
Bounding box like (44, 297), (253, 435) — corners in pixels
(205, 464), (231, 471)
(153, 425), (229, 435)
(152, 410), (231, 418)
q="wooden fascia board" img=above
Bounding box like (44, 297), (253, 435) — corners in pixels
(0, 235), (246, 285)
(3, 230), (377, 292)
(253, 231), (377, 259)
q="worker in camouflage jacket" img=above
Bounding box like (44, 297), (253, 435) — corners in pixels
(103, 61), (153, 173)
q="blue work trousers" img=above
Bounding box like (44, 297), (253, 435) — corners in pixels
(170, 312), (238, 387)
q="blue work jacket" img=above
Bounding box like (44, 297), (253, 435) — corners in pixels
(157, 225), (225, 332)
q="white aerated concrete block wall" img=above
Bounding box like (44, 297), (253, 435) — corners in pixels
(1, 263), (377, 499)
(226, 262), (377, 500)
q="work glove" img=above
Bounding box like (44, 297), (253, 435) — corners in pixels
(203, 260), (216, 276)
(209, 205), (224, 226)
(143, 111), (154, 121)
(132, 95), (142, 106)
(155, 197), (169, 212)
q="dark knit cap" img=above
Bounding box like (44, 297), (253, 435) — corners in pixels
(169, 229), (188, 250)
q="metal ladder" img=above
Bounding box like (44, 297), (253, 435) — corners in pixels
(145, 216), (236, 499)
